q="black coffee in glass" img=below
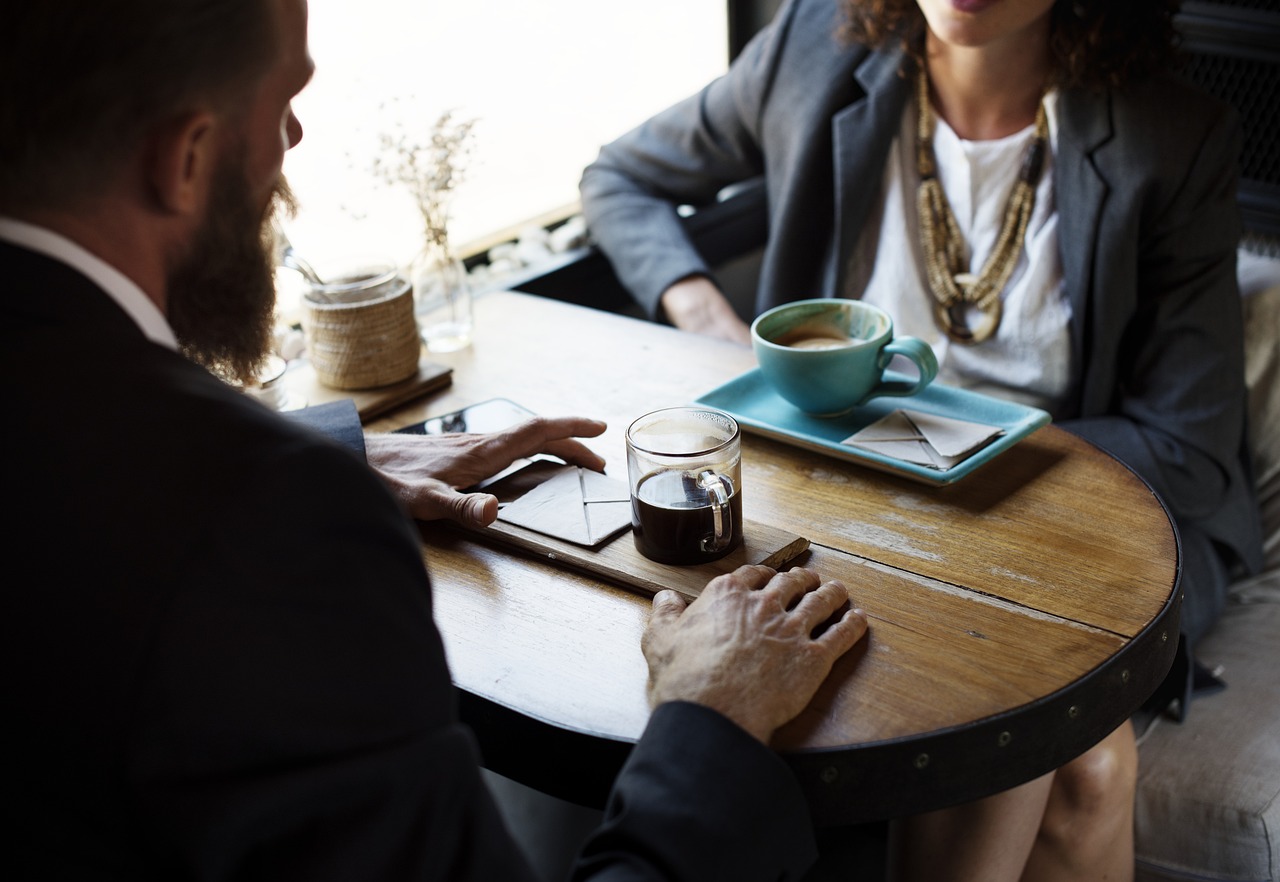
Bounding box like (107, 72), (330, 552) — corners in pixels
(632, 470), (742, 565)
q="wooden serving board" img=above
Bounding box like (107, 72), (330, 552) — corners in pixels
(456, 515), (809, 602)
(446, 459), (810, 600)
(281, 355), (452, 423)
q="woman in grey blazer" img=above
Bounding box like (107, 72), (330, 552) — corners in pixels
(581, 0), (1265, 878)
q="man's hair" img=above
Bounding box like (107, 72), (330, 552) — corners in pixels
(0, 0), (278, 213)
(838, 0), (1181, 91)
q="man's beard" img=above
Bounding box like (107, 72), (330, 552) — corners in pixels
(166, 150), (296, 386)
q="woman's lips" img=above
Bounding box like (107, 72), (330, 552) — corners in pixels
(951, 0), (998, 13)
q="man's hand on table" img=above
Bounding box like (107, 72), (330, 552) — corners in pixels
(660, 276), (752, 345)
(365, 416), (608, 528)
(643, 565), (868, 744)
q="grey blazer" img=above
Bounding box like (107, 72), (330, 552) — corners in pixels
(581, 0), (1263, 652)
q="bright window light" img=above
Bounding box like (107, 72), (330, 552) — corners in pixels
(280, 0), (729, 272)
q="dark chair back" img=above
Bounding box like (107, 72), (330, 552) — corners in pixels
(1177, 0), (1280, 253)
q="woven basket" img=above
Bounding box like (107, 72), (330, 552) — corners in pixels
(302, 274), (421, 390)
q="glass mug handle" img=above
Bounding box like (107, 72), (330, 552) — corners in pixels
(696, 470), (733, 553)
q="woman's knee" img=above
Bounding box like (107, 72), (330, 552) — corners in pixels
(1048, 723), (1138, 823)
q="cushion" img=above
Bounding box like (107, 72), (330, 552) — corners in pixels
(1134, 591), (1280, 881)
(1242, 279), (1279, 572)
(1133, 260), (1280, 882)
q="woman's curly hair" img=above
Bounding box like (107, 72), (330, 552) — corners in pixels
(838, 0), (1182, 91)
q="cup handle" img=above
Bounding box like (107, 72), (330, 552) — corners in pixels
(696, 470), (733, 553)
(871, 336), (939, 399)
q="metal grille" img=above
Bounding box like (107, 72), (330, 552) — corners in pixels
(1177, 1), (1280, 243)
(1192, 0), (1279, 10)
(1181, 52), (1280, 187)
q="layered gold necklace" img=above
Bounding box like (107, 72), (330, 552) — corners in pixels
(915, 71), (1048, 344)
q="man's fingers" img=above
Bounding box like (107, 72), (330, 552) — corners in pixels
(414, 484), (499, 527)
(789, 577), (850, 619)
(510, 416), (607, 447)
(813, 605), (870, 657)
(706, 564), (777, 595)
(642, 589), (688, 657)
(488, 417), (608, 471)
(457, 492), (500, 527)
(759, 567), (822, 608)
(648, 589), (688, 626)
(767, 575), (867, 660)
(540, 438), (608, 472)
(550, 416), (608, 439)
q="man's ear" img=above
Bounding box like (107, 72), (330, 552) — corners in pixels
(146, 111), (218, 216)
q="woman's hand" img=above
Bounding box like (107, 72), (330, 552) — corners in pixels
(660, 276), (752, 345)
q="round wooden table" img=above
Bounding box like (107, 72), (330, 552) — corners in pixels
(371, 291), (1180, 823)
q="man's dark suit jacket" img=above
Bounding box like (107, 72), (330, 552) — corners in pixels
(581, 0), (1264, 679)
(1, 240), (818, 881)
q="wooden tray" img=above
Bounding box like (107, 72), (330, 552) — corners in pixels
(697, 368), (1050, 485)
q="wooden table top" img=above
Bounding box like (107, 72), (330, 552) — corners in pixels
(369, 290), (1180, 824)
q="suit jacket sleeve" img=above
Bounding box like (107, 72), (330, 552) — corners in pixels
(127, 437), (817, 881)
(127, 438), (540, 882)
(573, 702), (818, 881)
(1060, 94), (1258, 563)
(286, 398), (367, 459)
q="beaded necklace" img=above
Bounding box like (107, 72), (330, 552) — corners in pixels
(915, 71), (1048, 344)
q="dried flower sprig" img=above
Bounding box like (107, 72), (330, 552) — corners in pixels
(372, 107), (477, 249)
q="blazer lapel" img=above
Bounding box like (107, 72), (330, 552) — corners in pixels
(831, 48), (912, 298)
(1054, 90), (1114, 368)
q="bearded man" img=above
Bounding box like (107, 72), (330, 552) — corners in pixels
(0, 1), (870, 879)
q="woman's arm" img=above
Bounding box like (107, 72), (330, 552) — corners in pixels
(579, 0), (800, 318)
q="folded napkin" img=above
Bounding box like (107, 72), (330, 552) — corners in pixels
(496, 465), (632, 547)
(843, 409), (1003, 470)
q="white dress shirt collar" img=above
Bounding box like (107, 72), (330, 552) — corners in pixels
(0, 216), (178, 350)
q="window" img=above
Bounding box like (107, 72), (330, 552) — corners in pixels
(280, 0), (729, 271)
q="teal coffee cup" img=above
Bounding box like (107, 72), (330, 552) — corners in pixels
(751, 299), (938, 416)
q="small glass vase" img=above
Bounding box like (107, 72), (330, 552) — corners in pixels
(410, 239), (473, 352)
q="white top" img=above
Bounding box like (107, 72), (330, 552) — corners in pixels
(0, 217), (178, 349)
(851, 91), (1074, 414)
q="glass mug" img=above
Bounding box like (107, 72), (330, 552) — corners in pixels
(626, 407), (743, 565)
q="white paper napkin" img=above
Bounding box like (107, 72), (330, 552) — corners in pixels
(496, 466), (632, 546)
(843, 409), (1004, 470)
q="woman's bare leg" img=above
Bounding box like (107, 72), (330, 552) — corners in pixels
(888, 773), (1054, 882)
(1021, 720), (1137, 882)
(888, 721), (1137, 882)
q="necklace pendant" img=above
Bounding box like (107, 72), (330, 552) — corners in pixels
(954, 272), (978, 298)
(937, 298), (1002, 345)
